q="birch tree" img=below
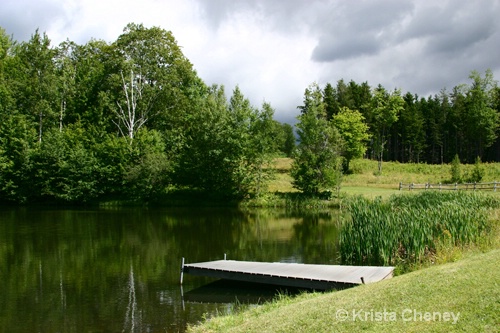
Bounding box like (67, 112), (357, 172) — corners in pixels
(113, 70), (153, 142)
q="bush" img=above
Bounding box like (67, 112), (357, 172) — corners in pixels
(464, 156), (484, 183)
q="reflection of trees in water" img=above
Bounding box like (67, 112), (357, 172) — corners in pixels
(0, 207), (343, 332)
(123, 264), (140, 333)
(292, 211), (341, 264)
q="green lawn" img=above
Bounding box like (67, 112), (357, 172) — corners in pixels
(188, 249), (500, 333)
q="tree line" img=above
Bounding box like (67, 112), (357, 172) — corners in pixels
(0, 24), (294, 203)
(0, 23), (499, 203)
(321, 72), (500, 165)
(292, 73), (499, 195)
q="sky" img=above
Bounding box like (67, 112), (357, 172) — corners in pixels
(1, 0), (499, 123)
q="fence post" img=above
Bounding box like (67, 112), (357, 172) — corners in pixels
(455, 183), (458, 191)
(410, 183), (414, 191)
(399, 182), (402, 191)
(474, 182), (476, 190)
(439, 183), (442, 191)
(494, 181), (497, 192)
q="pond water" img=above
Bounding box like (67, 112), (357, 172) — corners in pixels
(0, 206), (342, 332)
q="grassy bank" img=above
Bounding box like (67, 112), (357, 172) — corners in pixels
(188, 249), (500, 333)
(189, 159), (500, 332)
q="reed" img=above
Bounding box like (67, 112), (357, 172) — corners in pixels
(339, 192), (498, 267)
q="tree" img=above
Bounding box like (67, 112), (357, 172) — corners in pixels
(111, 23), (199, 137)
(125, 128), (173, 200)
(113, 69), (152, 142)
(323, 82), (338, 119)
(177, 85), (276, 198)
(0, 27), (14, 116)
(250, 102), (279, 196)
(0, 114), (36, 202)
(54, 40), (77, 131)
(331, 107), (370, 172)
(399, 92), (426, 163)
(450, 154), (461, 183)
(281, 123), (295, 157)
(67, 39), (114, 130)
(371, 85), (404, 174)
(466, 156), (484, 183)
(13, 30), (57, 142)
(463, 69), (499, 161)
(292, 83), (344, 195)
(31, 124), (102, 202)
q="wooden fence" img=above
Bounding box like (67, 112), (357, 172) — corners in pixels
(399, 181), (498, 192)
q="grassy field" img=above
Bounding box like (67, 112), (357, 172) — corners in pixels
(267, 158), (500, 199)
(188, 249), (500, 333)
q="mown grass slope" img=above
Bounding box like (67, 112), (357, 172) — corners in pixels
(189, 249), (500, 333)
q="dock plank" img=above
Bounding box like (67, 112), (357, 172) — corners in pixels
(182, 260), (394, 290)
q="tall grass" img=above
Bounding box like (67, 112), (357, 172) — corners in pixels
(339, 191), (499, 268)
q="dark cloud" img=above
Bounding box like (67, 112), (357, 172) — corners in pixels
(400, 0), (498, 55)
(311, 0), (413, 61)
(0, 0), (65, 41)
(312, 34), (381, 61)
(195, 0), (322, 33)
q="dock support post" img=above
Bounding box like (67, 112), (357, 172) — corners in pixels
(360, 277), (365, 284)
(180, 257), (185, 285)
(224, 253), (227, 260)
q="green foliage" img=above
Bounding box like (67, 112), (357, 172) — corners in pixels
(278, 123), (295, 157)
(464, 156), (484, 183)
(464, 70), (499, 156)
(371, 86), (404, 174)
(11, 30), (59, 142)
(125, 128), (173, 200)
(177, 85), (277, 199)
(450, 154), (461, 183)
(399, 92), (426, 162)
(339, 192), (496, 267)
(0, 114), (36, 202)
(31, 124), (102, 202)
(292, 83), (344, 195)
(331, 107), (370, 172)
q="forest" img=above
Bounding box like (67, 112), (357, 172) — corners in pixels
(0, 23), (499, 203)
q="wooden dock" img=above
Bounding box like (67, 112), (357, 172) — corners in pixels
(181, 259), (394, 290)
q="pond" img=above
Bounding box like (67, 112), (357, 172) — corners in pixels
(0, 206), (342, 332)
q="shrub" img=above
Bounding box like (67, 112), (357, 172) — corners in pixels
(450, 154), (461, 183)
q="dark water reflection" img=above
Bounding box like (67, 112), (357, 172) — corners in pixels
(0, 206), (341, 332)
